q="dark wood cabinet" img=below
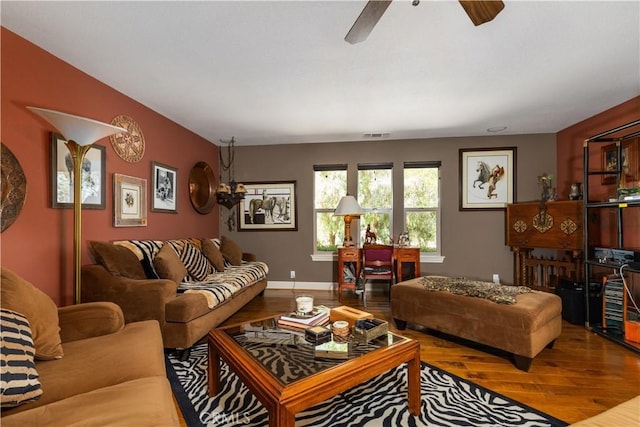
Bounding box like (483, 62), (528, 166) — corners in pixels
(507, 200), (584, 251)
(506, 200), (589, 290)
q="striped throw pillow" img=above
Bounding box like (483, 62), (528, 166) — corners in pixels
(170, 241), (213, 282)
(0, 309), (42, 408)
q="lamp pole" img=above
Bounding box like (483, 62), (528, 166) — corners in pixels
(67, 141), (93, 304)
(27, 107), (127, 304)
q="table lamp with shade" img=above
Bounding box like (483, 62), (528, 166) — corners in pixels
(334, 195), (364, 247)
(27, 107), (128, 305)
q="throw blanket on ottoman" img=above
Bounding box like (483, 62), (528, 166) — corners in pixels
(178, 262), (269, 309)
(419, 276), (532, 304)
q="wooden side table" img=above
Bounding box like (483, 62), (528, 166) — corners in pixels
(394, 246), (420, 282)
(337, 247), (361, 301)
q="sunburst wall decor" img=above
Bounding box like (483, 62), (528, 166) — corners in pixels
(109, 115), (145, 163)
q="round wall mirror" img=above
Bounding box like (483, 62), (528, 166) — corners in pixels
(188, 161), (217, 214)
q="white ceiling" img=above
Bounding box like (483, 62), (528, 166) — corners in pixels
(2, 1), (639, 146)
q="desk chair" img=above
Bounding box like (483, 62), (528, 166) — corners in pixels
(361, 244), (394, 307)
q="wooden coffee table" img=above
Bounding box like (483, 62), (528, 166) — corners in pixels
(208, 314), (421, 427)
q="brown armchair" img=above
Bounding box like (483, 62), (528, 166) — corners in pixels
(0, 267), (178, 426)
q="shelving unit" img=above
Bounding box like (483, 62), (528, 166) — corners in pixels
(583, 119), (640, 353)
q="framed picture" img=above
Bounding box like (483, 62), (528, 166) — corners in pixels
(601, 139), (638, 185)
(113, 173), (147, 227)
(50, 132), (106, 209)
(459, 147), (517, 211)
(151, 161), (178, 213)
(238, 181), (297, 231)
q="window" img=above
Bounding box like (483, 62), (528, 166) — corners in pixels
(357, 164), (393, 245)
(313, 161), (442, 259)
(403, 161), (441, 254)
(314, 165), (347, 252)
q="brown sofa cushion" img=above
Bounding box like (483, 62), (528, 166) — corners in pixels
(202, 238), (225, 271)
(0, 377), (179, 427)
(88, 241), (146, 280)
(0, 267), (63, 360)
(221, 235), (243, 266)
(153, 245), (187, 283)
(165, 292), (212, 323)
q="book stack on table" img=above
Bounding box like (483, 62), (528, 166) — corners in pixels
(277, 306), (331, 331)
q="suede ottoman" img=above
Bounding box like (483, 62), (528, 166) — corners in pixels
(391, 276), (562, 371)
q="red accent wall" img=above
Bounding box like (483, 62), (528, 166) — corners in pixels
(556, 96), (640, 248)
(1, 28), (220, 305)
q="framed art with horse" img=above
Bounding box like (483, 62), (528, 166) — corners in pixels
(238, 181), (297, 231)
(459, 147), (517, 211)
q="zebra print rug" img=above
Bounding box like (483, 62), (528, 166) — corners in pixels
(166, 343), (567, 427)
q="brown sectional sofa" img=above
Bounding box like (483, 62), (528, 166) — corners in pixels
(81, 237), (268, 356)
(391, 276), (562, 371)
(1, 267), (179, 426)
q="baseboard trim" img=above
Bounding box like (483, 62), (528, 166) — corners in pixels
(267, 281), (334, 290)
(267, 281), (381, 292)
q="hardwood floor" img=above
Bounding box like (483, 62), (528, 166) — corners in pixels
(174, 288), (640, 426)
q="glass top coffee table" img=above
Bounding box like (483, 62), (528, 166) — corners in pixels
(208, 314), (421, 427)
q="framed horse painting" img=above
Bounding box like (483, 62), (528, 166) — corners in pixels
(459, 147), (517, 211)
(238, 181), (297, 231)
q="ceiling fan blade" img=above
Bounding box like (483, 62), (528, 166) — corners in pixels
(458, 0), (504, 26)
(345, 0), (393, 45)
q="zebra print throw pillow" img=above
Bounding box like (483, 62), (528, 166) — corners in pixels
(0, 309), (43, 408)
(172, 241), (214, 282)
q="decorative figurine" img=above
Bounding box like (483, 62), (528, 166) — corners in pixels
(364, 224), (377, 245)
(569, 182), (583, 200)
(538, 173), (554, 201)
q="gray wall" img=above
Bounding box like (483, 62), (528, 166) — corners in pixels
(223, 133), (556, 287)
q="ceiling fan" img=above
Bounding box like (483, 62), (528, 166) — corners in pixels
(345, 0), (505, 44)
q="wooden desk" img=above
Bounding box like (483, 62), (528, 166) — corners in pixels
(337, 246), (420, 300)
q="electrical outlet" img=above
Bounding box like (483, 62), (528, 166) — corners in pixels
(492, 274), (500, 284)
(290, 270), (296, 279)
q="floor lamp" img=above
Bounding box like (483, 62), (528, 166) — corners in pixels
(27, 107), (127, 304)
(334, 195), (364, 247)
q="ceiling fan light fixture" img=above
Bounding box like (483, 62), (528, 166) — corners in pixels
(459, 0), (505, 26)
(345, 0), (504, 45)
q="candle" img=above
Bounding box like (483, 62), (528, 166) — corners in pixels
(296, 295), (314, 314)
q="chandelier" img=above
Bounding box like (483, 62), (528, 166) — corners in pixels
(217, 137), (247, 209)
